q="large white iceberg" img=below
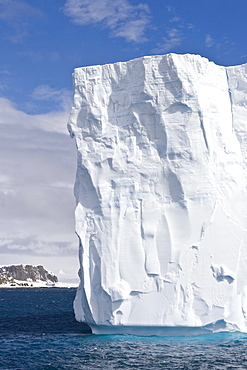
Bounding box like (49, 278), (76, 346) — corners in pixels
(68, 53), (247, 335)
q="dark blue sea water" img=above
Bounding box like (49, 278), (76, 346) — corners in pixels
(1, 288), (247, 369)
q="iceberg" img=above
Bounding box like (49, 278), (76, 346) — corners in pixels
(68, 53), (247, 335)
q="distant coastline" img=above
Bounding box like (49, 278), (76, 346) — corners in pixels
(0, 264), (78, 288)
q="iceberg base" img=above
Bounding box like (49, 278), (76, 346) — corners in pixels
(89, 320), (241, 337)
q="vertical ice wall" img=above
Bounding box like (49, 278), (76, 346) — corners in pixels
(68, 54), (247, 335)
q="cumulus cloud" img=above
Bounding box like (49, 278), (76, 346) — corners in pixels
(63, 0), (151, 42)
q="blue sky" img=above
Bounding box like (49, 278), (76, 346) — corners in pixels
(1, 0), (247, 114)
(0, 0), (247, 279)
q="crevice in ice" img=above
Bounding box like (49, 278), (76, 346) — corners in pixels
(192, 245), (199, 250)
(168, 152), (183, 160)
(74, 239), (96, 325)
(198, 111), (209, 151)
(75, 163), (102, 215)
(167, 169), (186, 207)
(165, 102), (192, 115)
(211, 264), (235, 284)
(107, 158), (113, 170)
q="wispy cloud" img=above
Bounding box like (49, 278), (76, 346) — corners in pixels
(0, 0), (42, 21)
(5, 239), (78, 256)
(32, 85), (72, 112)
(0, 0), (43, 42)
(152, 28), (183, 54)
(63, 0), (151, 42)
(0, 96), (72, 134)
(17, 50), (61, 63)
(204, 34), (235, 60)
(152, 5), (196, 55)
(205, 34), (214, 47)
(169, 17), (180, 23)
(166, 6), (174, 13)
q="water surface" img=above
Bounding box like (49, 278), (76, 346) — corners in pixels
(0, 288), (246, 369)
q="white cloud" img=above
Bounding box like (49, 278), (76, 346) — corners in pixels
(169, 17), (180, 23)
(152, 28), (183, 54)
(6, 239), (77, 255)
(0, 174), (11, 184)
(0, 96), (79, 275)
(7, 244), (28, 251)
(0, 69), (11, 75)
(32, 85), (72, 112)
(205, 34), (214, 47)
(0, 95), (72, 134)
(0, 0), (42, 21)
(0, 239), (13, 247)
(166, 6), (173, 13)
(0, 0), (43, 43)
(63, 0), (151, 43)
(187, 23), (195, 29)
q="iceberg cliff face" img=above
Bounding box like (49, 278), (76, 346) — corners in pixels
(68, 54), (247, 335)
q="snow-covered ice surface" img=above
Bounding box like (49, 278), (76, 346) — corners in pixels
(68, 53), (247, 335)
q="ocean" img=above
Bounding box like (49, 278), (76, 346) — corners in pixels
(0, 288), (247, 369)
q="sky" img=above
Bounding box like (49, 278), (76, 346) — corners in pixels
(0, 0), (247, 282)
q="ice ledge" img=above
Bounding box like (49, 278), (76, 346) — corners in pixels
(90, 320), (242, 337)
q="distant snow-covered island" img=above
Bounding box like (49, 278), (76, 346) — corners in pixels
(0, 264), (78, 288)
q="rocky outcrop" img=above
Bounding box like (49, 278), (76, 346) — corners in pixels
(0, 265), (58, 286)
